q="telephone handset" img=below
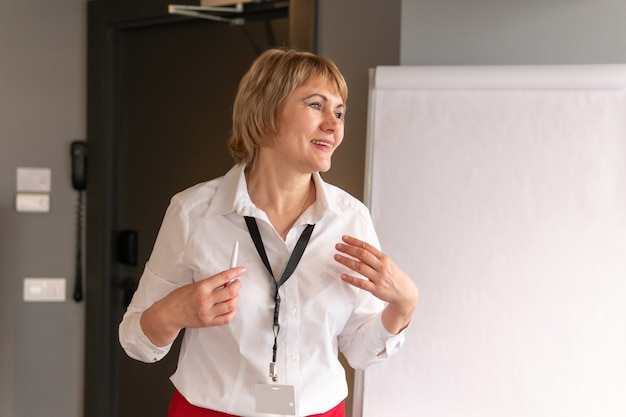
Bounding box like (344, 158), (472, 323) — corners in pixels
(71, 141), (87, 191)
(71, 141), (87, 302)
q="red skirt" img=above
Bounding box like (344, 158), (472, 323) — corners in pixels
(168, 390), (345, 417)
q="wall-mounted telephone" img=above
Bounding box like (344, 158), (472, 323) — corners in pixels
(71, 141), (87, 191)
(71, 140), (87, 302)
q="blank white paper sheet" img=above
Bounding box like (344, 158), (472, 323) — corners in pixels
(360, 65), (626, 417)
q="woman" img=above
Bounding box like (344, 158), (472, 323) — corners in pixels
(119, 48), (418, 417)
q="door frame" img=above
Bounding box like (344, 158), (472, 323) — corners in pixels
(84, 2), (316, 416)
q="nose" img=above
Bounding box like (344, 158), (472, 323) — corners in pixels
(321, 110), (342, 132)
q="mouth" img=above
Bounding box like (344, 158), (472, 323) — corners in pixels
(311, 139), (333, 150)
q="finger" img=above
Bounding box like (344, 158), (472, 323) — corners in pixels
(334, 252), (377, 279)
(211, 279), (242, 305)
(192, 279), (239, 314)
(335, 241), (381, 272)
(198, 305), (237, 327)
(207, 267), (246, 290)
(196, 290), (239, 327)
(211, 308), (238, 326)
(341, 273), (376, 293)
(221, 277), (242, 294)
(213, 293), (239, 315)
(341, 235), (384, 259)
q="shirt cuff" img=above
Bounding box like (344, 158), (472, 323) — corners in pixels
(369, 313), (407, 358)
(120, 312), (172, 363)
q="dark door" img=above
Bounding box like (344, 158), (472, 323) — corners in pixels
(115, 19), (273, 417)
(85, 2), (315, 417)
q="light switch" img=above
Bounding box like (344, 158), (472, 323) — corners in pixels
(16, 193), (50, 213)
(23, 278), (66, 302)
(17, 167), (51, 192)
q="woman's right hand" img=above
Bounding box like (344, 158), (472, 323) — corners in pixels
(139, 266), (245, 347)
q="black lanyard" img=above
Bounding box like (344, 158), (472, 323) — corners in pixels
(244, 216), (315, 382)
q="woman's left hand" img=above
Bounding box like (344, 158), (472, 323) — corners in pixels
(334, 235), (419, 334)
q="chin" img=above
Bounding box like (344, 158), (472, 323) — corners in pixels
(317, 163), (332, 173)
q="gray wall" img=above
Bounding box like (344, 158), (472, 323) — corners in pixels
(2, 0), (625, 416)
(401, 0), (626, 65)
(0, 0), (86, 416)
(317, 0), (401, 200)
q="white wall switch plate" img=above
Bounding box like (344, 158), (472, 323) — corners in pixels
(23, 278), (66, 302)
(16, 193), (50, 213)
(16, 167), (51, 192)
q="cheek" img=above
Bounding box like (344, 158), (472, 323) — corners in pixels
(334, 129), (345, 150)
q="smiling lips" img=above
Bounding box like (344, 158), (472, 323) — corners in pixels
(311, 139), (333, 149)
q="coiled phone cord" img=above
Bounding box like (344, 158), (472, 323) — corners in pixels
(73, 190), (84, 302)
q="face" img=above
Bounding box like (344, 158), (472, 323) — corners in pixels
(264, 76), (345, 174)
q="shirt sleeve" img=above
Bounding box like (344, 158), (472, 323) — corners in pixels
(335, 206), (409, 369)
(337, 299), (408, 370)
(118, 302), (173, 363)
(365, 313), (407, 359)
(118, 195), (192, 363)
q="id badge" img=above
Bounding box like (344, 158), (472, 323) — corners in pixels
(255, 383), (296, 415)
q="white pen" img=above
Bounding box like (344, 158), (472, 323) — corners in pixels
(224, 241), (239, 287)
(229, 241), (239, 269)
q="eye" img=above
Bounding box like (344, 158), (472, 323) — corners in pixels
(308, 102), (322, 110)
(334, 111), (344, 120)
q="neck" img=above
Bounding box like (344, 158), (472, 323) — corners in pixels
(245, 164), (315, 239)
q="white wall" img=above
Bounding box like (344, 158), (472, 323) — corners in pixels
(0, 0), (86, 416)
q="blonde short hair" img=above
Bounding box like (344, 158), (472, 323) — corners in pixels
(227, 48), (348, 166)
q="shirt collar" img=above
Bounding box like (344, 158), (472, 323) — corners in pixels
(205, 164), (340, 224)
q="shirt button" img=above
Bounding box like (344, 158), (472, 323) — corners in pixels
(290, 306), (297, 314)
(290, 354), (298, 361)
(376, 331), (382, 339)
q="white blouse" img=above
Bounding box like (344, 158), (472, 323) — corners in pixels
(119, 164), (406, 416)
